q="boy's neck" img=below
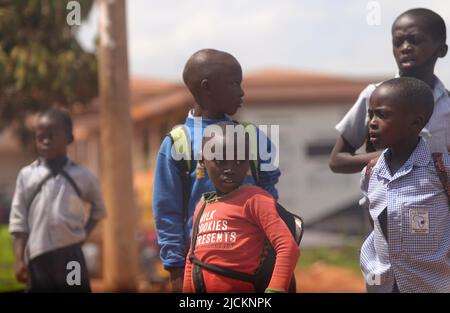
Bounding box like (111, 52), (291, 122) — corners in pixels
(215, 184), (246, 198)
(192, 105), (226, 120)
(44, 155), (68, 174)
(400, 68), (436, 89)
(386, 137), (420, 175)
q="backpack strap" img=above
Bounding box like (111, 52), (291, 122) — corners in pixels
(169, 126), (193, 171)
(26, 162), (82, 213)
(26, 172), (53, 212)
(168, 125), (195, 223)
(189, 199), (255, 292)
(60, 168), (82, 198)
(431, 153), (450, 207)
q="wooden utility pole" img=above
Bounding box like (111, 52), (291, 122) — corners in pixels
(97, 0), (137, 292)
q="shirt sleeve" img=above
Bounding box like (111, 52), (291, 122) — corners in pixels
(244, 193), (300, 292)
(256, 127), (281, 200)
(183, 253), (193, 293)
(335, 84), (377, 150)
(152, 136), (188, 269)
(84, 172), (107, 220)
(9, 170), (29, 234)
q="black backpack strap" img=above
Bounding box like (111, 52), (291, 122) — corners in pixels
(249, 158), (260, 186)
(189, 200), (208, 292)
(25, 164), (82, 213)
(60, 168), (82, 198)
(176, 157), (193, 224)
(191, 256), (255, 283)
(26, 172), (53, 212)
(432, 153), (450, 207)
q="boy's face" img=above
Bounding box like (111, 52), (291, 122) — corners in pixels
(203, 139), (250, 195)
(368, 86), (419, 150)
(205, 62), (244, 116)
(392, 14), (446, 76)
(35, 116), (68, 160)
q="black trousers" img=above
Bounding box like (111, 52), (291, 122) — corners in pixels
(27, 243), (91, 293)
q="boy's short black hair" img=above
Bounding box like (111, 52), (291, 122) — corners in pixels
(378, 77), (434, 126)
(393, 8), (447, 43)
(39, 108), (74, 143)
(182, 49), (239, 95)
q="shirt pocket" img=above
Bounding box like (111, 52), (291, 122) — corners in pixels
(59, 194), (85, 231)
(401, 204), (441, 255)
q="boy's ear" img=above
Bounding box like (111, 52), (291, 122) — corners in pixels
(411, 114), (425, 131)
(67, 133), (74, 144)
(438, 43), (448, 58)
(200, 79), (210, 91)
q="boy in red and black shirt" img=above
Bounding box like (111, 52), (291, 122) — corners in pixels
(183, 123), (299, 293)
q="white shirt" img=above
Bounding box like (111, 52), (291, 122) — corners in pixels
(9, 159), (107, 262)
(336, 75), (450, 154)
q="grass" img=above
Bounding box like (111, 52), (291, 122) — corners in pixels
(296, 245), (362, 274)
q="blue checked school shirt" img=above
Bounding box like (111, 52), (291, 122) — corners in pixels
(360, 138), (450, 293)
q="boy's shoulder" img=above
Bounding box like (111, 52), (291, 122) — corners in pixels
(239, 185), (274, 202)
(65, 161), (99, 185)
(18, 159), (44, 178)
(359, 81), (383, 99)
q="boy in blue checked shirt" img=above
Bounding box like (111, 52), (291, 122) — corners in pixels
(360, 77), (450, 293)
(152, 49), (281, 292)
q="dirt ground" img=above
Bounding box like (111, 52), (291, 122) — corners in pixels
(91, 261), (366, 293)
(296, 262), (366, 293)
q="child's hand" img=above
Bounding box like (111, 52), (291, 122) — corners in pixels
(168, 267), (184, 292)
(15, 259), (28, 283)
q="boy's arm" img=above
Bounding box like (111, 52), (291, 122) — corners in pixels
(329, 135), (381, 174)
(245, 195), (300, 292)
(84, 173), (107, 237)
(84, 217), (100, 237)
(330, 84), (380, 173)
(256, 128), (281, 200)
(12, 232), (28, 283)
(152, 137), (189, 273)
(9, 171), (29, 283)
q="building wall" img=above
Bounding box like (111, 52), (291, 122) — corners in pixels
(0, 153), (35, 198)
(237, 104), (363, 224)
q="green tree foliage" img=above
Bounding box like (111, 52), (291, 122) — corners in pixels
(0, 0), (97, 134)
